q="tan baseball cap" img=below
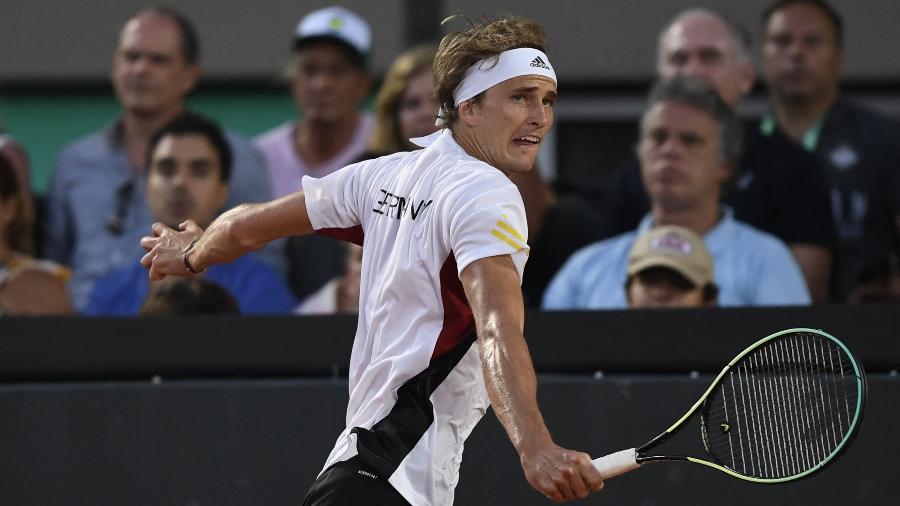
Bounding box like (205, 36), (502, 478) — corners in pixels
(627, 225), (714, 286)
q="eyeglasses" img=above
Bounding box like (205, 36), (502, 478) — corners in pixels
(105, 179), (135, 235)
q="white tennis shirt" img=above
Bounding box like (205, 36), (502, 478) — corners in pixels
(302, 129), (529, 506)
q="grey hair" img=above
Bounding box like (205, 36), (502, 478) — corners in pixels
(657, 8), (753, 65)
(640, 76), (743, 168)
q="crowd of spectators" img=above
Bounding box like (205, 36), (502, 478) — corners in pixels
(0, 0), (897, 316)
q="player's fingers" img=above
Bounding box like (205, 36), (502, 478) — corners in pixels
(151, 222), (168, 237)
(140, 235), (158, 252)
(140, 249), (155, 269)
(551, 472), (578, 502)
(548, 458), (588, 500)
(530, 475), (563, 503)
(575, 453), (605, 493)
(148, 260), (165, 281)
(540, 483), (564, 503)
(565, 467), (591, 499)
(179, 219), (201, 234)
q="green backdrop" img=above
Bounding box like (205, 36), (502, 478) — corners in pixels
(0, 90), (298, 195)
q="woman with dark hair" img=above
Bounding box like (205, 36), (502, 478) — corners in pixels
(0, 123), (34, 248)
(139, 277), (238, 315)
(0, 153), (72, 315)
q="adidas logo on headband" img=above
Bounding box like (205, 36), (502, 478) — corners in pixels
(530, 56), (551, 70)
(451, 48), (557, 108)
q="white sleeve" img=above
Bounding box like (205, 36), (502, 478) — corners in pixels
(449, 183), (529, 282)
(301, 163), (364, 231)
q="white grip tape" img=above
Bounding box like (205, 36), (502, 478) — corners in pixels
(591, 448), (640, 479)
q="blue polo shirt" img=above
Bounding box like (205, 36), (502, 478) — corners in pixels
(542, 209), (811, 309)
(85, 255), (296, 316)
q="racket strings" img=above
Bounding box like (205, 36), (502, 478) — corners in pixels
(702, 332), (860, 479)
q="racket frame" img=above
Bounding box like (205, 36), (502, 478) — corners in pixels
(608, 327), (867, 483)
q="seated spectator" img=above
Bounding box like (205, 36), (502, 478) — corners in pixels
(44, 6), (271, 311)
(0, 123), (31, 214)
(85, 113), (296, 316)
(295, 243), (362, 315)
(0, 153), (72, 315)
(0, 120), (38, 252)
(139, 278), (238, 315)
(625, 225), (718, 308)
(367, 44), (438, 155)
(760, 0), (900, 301)
(543, 77), (810, 309)
(256, 5), (374, 198)
(257, 5), (374, 301)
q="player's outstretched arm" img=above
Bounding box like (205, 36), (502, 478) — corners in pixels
(140, 191), (313, 281)
(460, 255), (604, 502)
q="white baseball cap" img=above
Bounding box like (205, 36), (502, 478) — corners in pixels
(293, 6), (371, 62)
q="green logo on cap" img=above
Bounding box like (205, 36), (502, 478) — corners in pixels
(329, 16), (344, 31)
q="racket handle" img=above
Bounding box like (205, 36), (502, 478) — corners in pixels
(592, 448), (640, 479)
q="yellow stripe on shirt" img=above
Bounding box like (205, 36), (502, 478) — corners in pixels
(491, 228), (524, 250)
(495, 220), (525, 242)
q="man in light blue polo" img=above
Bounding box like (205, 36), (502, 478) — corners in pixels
(543, 77), (810, 309)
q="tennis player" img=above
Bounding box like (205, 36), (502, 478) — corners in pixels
(140, 15), (604, 506)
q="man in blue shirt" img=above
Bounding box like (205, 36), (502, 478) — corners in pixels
(44, 7), (271, 310)
(85, 113), (295, 316)
(544, 77), (810, 309)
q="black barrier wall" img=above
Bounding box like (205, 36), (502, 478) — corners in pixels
(0, 307), (897, 505)
(2, 305), (897, 380)
(1, 376), (897, 505)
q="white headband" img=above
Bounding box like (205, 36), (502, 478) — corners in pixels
(412, 47), (557, 147)
(453, 47), (557, 107)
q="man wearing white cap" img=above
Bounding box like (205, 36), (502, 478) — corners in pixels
(256, 6), (375, 300)
(141, 15), (604, 506)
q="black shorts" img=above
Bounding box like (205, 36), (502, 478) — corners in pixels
(301, 455), (411, 506)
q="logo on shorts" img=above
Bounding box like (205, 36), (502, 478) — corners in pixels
(530, 56), (551, 70)
(357, 469), (378, 480)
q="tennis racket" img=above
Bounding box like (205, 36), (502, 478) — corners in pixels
(592, 328), (866, 483)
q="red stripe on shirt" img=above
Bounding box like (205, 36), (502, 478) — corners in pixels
(432, 253), (475, 360)
(316, 225), (364, 246)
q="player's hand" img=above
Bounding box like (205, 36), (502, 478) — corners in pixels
(140, 220), (204, 281)
(519, 439), (605, 502)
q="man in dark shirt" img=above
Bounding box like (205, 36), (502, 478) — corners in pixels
(760, 0), (900, 301)
(599, 8), (835, 301)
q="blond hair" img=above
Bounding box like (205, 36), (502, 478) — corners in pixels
(369, 44), (437, 153)
(434, 16), (548, 129)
